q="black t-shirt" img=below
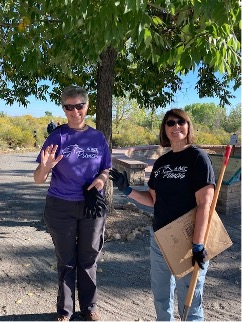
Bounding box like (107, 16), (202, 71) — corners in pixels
(148, 145), (215, 231)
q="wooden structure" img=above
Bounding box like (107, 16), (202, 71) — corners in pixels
(209, 154), (241, 215)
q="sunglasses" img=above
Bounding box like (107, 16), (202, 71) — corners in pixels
(63, 103), (86, 111)
(166, 119), (187, 127)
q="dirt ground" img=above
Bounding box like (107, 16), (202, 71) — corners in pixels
(0, 151), (241, 321)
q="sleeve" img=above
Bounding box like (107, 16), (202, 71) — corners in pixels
(99, 134), (112, 171)
(36, 130), (61, 163)
(192, 151), (216, 193)
(147, 168), (155, 190)
(147, 159), (159, 190)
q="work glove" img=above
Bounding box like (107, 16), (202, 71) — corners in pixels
(109, 168), (132, 195)
(83, 183), (107, 219)
(192, 243), (208, 270)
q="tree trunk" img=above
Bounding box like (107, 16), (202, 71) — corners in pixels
(96, 47), (117, 214)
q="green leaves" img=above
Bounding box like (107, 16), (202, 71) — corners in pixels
(124, 0), (148, 13)
(0, 0), (240, 108)
(144, 28), (152, 46)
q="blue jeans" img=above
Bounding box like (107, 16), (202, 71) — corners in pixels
(150, 228), (209, 321)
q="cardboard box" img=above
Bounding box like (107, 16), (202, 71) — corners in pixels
(154, 208), (233, 278)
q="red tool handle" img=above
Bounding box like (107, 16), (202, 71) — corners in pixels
(224, 145), (232, 166)
(182, 145), (232, 321)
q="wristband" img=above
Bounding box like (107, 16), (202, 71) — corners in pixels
(192, 243), (204, 252)
(123, 186), (132, 196)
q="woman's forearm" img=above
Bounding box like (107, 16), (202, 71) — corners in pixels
(34, 164), (51, 184)
(193, 204), (210, 244)
(128, 189), (155, 207)
(193, 185), (214, 244)
(98, 169), (109, 184)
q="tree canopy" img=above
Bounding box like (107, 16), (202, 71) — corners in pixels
(0, 0), (241, 147)
(0, 0), (240, 105)
(185, 102), (226, 130)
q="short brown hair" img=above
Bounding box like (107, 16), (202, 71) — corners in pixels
(159, 108), (195, 147)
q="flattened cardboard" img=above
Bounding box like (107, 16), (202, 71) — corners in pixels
(154, 208), (233, 278)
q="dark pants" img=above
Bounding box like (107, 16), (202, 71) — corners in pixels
(44, 195), (106, 317)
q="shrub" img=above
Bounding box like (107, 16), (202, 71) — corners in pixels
(195, 132), (221, 145)
(0, 113), (239, 150)
(112, 124), (159, 147)
(195, 127), (231, 145)
(0, 124), (35, 148)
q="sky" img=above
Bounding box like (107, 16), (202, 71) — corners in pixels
(0, 71), (241, 118)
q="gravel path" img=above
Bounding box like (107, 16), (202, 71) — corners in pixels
(0, 152), (241, 321)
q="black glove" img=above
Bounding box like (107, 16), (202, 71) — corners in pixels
(192, 247), (208, 270)
(109, 168), (132, 195)
(83, 183), (107, 219)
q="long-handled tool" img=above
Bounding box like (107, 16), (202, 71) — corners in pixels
(182, 145), (232, 321)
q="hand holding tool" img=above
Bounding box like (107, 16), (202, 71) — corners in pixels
(192, 247), (207, 269)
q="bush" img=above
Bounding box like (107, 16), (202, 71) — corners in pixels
(0, 124), (35, 148)
(195, 127), (231, 145)
(0, 113), (239, 150)
(195, 132), (221, 145)
(112, 124), (159, 147)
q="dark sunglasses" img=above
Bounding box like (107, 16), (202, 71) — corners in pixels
(63, 103), (86, 111)
(166, 119), (187, 127)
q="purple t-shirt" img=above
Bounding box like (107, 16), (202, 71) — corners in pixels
(36, 125), (112, 201)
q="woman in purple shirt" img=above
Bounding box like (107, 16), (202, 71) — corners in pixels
(34, 85), (111, 321)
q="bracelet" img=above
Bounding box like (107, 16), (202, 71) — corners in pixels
(123, 186), (133, 196)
